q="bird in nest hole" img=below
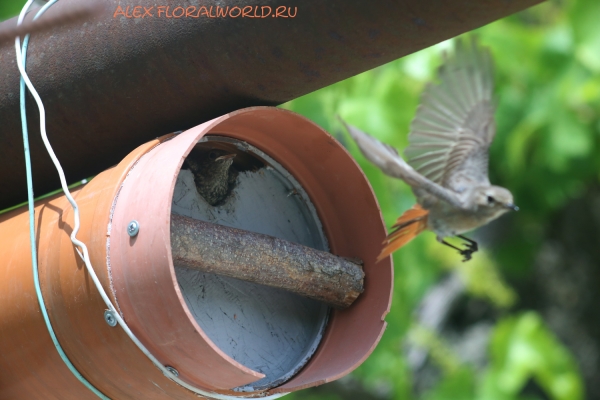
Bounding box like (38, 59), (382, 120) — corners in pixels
(184, 148), (238, 206)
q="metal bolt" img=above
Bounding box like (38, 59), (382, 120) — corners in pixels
(127, 220), (140, 237)
(165, 366), (179, 377)
(104, 310), (117, 327)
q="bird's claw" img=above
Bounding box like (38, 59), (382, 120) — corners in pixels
(459, 249), (473, 262)
(457, 237), (478, 261)
(459, 242), (478, 262)
(441, 237), (478, 262)
(462, 240), (478, 252)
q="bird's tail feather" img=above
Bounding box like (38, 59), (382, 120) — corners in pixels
(377, 204), (428, 262)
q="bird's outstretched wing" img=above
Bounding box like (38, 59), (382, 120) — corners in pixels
(339, 118), (466, 210)
(404, 37), (495, 192)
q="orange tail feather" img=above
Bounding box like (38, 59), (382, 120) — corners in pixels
(377, 204), (428, 262)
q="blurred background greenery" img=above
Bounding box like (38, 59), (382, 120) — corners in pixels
(0, 1), (27, 21)
(281, 0), (599, 399)
(2, 0), (599, 399)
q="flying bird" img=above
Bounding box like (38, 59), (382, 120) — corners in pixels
(340, 38), (518, 262)
(184, 148), (238, 206)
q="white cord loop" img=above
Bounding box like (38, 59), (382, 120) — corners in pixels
(15, 1), (285, 398)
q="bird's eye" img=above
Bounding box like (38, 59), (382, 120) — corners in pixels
(209, 151), (217, 160)
(487, 196), (495, 204)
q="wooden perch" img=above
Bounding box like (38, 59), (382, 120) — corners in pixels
(170, 214), (364, 309)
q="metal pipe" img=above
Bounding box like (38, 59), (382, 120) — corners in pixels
(0, 0), (542, 211)
(0, 1), (103, 45)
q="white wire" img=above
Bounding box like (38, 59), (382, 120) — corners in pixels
(14, 2), (285, 398)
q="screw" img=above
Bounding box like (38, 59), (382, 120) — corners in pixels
(165, 366), (179, 377)
(104, 310), (117, 327)
(127, 220), (140, 237)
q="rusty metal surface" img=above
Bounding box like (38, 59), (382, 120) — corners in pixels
(0, 0), (542, 211)
(0, 1), (103, 45)
(170, 213), (364, 309)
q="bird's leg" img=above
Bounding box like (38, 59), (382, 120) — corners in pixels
(456, 235), (478, 253)
(440, 240), (462, 252)
(439, 238), (475, 262)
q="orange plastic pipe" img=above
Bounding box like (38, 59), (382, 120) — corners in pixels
(0, 107), (392, 398)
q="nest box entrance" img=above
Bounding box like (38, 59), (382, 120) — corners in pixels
(0, 107), (392, 399)
(173, 136), (330, 391)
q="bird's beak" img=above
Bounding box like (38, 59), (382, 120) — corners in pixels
(215, 154), (236, 161)
(505, 203), (519, 211)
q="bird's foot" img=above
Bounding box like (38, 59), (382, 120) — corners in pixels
(462, 240), (478, 254)
(456, 235), (478, 262)
(458, 243), (477, 262)
(440, 237), (478, 262)
(459, 248), (474, 262)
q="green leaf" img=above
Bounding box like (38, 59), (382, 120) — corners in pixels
(422, 368), (475, 400)
(481, 312), (584, 400)
(0, 0), (26, 21)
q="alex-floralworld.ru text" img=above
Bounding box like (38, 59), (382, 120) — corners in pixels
(113, 5), (297, 19)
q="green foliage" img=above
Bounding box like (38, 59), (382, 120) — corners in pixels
(282, 1), (592, 398)
(287, 393), (343, 400)
(408, 324), (463, 375)
(0, 0), (27, 22)
(422, 368), (475, 400)
(448, 253), (516, 310)
(481, 313), (583, 400)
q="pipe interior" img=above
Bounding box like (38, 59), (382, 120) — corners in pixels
(171, 135), (330, 391)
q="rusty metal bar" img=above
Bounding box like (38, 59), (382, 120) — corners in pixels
(170, 213), (364, 309)
(0, 2), (103, 46)
(0, 0), (543, 211)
